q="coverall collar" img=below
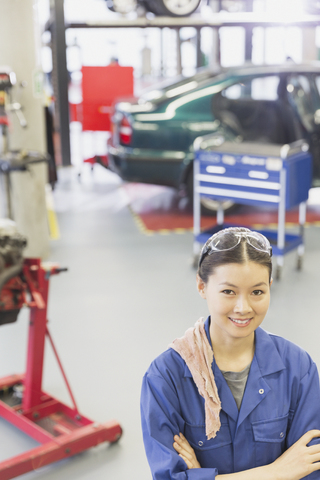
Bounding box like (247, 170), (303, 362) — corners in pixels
(183, 317), (286, 425)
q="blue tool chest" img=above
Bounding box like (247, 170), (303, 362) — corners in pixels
(193, 139), (312, 278)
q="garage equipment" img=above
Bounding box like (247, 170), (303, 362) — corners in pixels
(81, 65), (134, 133)
(72, 65), (134, 170)
(193, 138), (313, 279)
(0, 220), (122, 479)
(0, 151), (50, 220)
(0, 67), (26, 153)
(0, 66), (50, 220)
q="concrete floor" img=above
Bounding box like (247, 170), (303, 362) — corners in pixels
(1, 163), (320, 479)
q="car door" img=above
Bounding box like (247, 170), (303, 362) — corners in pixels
(213, 74), (290, 144)
(286, 73), (320, 182)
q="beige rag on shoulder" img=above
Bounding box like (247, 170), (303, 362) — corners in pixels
(169, 317), (221, 440)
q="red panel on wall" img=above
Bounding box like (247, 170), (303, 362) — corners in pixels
(81, 65), (134, 131)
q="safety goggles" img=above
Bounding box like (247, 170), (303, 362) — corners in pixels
(198, 229), (272, 267)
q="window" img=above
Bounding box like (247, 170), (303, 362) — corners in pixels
(212, 75), (288, 144)
(222, 75), (280, 101)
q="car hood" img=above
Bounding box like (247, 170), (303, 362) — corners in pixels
(115, 67), (223, 115)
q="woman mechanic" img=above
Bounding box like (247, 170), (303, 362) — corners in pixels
(140, 227), (320, 479)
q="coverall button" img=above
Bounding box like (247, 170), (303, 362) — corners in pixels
(198, 441), (203, 446)
(280, 432), (284, 438)
(259, 388), (264, 394)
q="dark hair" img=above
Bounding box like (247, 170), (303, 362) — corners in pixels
(197, 227), (272, 283)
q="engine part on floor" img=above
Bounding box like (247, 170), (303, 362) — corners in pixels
(0, 219), (27, 325)
(0, 253), (122, 479)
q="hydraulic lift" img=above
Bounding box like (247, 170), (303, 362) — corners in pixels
(0, 226), (122, 479)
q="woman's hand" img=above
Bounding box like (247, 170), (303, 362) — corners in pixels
(270, 430), (320, 480)
(173, 433), (201, 469)
(172, 430), (320, 479)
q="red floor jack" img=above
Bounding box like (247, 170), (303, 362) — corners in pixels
(0, 230), (122, 479)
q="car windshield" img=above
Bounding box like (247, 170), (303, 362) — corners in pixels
(138, 68), (221, 104)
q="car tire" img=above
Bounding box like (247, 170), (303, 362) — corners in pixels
(186, 167), (235, 216)
(143, 0), (201, 17)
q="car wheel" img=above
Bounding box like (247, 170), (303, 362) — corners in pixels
(186, 167), (235, 216)
(144, 0), (201, 17)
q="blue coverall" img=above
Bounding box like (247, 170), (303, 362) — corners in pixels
(141, 317), (320, 479)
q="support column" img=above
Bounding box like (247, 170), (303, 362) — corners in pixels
(176, 29), (182, 76)
(208, 0), (221, 69)
(160, 28), (165, 77)
(196, 27), (202, 69)
(244, 0), (254, 63)
(0, 0), (50, 259)
(51, 0), (71, 166)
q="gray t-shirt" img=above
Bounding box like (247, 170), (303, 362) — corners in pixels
(221, 363), (251, 410)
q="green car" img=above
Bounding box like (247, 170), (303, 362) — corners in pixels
(107, 63), (320, 212)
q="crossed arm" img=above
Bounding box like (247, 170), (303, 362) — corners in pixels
(173, 431), (320, 480)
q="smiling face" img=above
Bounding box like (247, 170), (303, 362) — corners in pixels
(197, 261), (272, 346)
